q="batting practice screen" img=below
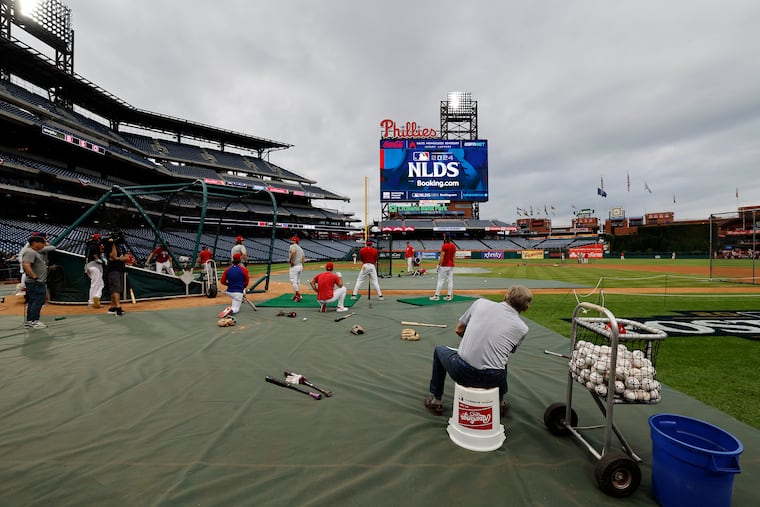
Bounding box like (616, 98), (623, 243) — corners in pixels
(379, 139), (488, 202)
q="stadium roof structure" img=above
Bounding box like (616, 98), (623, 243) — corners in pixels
(0, 36), (291, 155)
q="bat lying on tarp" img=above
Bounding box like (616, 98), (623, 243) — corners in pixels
(284, 371), (333, 397)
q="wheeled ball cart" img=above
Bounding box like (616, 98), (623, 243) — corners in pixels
(544, 302), (666, 498)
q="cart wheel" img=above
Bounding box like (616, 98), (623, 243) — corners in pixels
(543, 402), (578, 436)
(594, 452), (641, 498)
(207, 284), (218, 298)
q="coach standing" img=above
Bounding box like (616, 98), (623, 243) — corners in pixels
(430, 234), (456, 301)
(351, 239), (383, 300)
(289, 235), (305, 302)
(22, 235), (54, 329)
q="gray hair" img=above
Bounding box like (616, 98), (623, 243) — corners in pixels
(506, 285), (533, 312)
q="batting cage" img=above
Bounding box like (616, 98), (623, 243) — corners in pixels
(47, 181), (280, 303)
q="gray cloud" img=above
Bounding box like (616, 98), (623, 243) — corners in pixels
(61, 0), (760, 226)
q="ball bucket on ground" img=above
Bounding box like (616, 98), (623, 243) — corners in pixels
(649, 413), (742, 507)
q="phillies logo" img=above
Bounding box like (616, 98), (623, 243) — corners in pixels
(458, 402), (493, 430)
(380, 119), (438, 139)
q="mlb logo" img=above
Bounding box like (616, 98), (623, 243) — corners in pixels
(412, 151), (430, 162)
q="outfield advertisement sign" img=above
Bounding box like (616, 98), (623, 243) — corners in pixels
(380, 139), (488, 202)
(569, 243), (603, 259)
(521, 249), (545, 260)
(632, 311), (760, 339)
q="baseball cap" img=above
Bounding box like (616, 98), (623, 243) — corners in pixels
(236, 235), (244, 242)
(32, 231), (47, 238)
(232, 253), (242, 261)
(290, 236), (300, 242)
(366, 239), (373, 245)
(326, 262), (334, 271)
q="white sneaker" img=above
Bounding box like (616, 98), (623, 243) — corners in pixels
(31, 321), (48, 329)
(24, 320), (34, 328)
(218, 306), (233, 318)
(443, 295), (453, 301)
(336, 306), (349, 312)
(429, 295), (440, 301)
(350, 295), (357, 300)
(378, 296), (384, 301)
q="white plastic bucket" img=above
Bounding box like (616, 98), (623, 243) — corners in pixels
(446, 384), (505, 452)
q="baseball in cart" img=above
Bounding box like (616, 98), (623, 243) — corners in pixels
(543, 302), (667, 498)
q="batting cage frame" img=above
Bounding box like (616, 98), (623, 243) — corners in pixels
(709, 208), (758, 284)
(47, 180), (279, 304)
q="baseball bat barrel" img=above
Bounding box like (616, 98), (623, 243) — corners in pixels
(400, 321), (447, 328)
(334, 312), (355, 322)
(265, 375), (322, 400)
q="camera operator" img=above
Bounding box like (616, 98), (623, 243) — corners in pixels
(105, 231), (130, 316)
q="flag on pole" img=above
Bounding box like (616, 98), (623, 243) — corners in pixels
(673, 194), (676, 204)
(736, 187), (739, 199)
(626, 172), (630, 192)
(644, 181), (652, 193)
(597, 187), (607, 197)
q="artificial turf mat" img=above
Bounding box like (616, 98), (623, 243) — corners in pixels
(255, 293), (360, 308)
(397, 294), (478, 306)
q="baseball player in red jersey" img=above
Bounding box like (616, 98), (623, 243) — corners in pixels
(310, 262), (348, 312)
(405, 241), (415, 274)
(351, 239), (383, 300)
(147, 244), (175, 275)
(430, 235), (456, 301)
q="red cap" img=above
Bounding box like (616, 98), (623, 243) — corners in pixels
(326, 262), (334, 271)
(233, 253), (242, 260)
(236, 236), (244, 242)
(290, 236), (300, 242)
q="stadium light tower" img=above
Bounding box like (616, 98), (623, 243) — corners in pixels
(440, 91), (477, 140)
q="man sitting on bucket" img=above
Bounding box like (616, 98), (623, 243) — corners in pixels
(424, 285), (533, 416)
(310, 262), (348, 313)
(218, 253), (249, 318)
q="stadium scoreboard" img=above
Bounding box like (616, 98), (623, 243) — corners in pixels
(380, 138), (488, 202)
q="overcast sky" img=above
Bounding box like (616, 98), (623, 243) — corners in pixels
(27, 0), (760, 227)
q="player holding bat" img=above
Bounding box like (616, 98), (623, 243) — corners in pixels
(218, 253), (249, 318)
(310, 262), (348, 313)
(424, 286), (533, 417)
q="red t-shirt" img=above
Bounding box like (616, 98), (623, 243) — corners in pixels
(312, 271), (340, 300)
(199, 250), (212, 263)
(359, 246), (378, 264)
(405, 245), (414, 258)
(151, 246), (170, 263)
(439, 242), (456, 267)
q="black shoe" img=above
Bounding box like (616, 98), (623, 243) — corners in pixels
(107, 307), (117, 314)
(424, 395), (443, 415)
(500, 400), (510, 417)
(115, 307), (124, 316)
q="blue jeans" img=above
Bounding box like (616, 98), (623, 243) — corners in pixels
(25, 281), (47, 322)
(429, 345), (508, 400)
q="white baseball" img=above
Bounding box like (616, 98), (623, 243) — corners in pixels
(614, 380), (626, 395)
(625, 376), (640, 390)
(650, 389), (661, 401)
(624, 390), (636, 402)
(640, 378), (655, 391)
(594, 384), (608, 397)
(589, 371), (605, 385)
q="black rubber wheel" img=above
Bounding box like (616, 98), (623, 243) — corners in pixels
(543, 402), (578, 436)
(207, 284), (218, 298)
(594, 452), (641, 498)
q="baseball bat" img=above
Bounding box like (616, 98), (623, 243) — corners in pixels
(334, 311), (355, 322)
(130, 288), (137, 304)
(265, 375), (322, 400)
(400, 321), (447, 328)
(243, 295), (258, 311)
(284, 371), (333, 397)
(544, 350), (571, 360)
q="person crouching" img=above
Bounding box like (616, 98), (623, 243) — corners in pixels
(219, 253), (249, 318)
(310, 262), (348, 313)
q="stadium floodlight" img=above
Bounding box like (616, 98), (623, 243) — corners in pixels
(19, 0), (40, 17)
(447, 91), (472, 115)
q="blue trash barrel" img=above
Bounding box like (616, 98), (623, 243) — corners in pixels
(649, 414), (743, 507)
